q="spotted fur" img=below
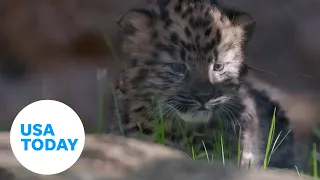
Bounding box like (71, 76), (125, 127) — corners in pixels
(115, 0), (301, 170)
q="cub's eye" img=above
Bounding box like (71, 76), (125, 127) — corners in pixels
(170, 63), (188, 74)
(213, 63), (224, 71)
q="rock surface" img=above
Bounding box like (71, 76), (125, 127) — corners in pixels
(0, 132), (310, 180)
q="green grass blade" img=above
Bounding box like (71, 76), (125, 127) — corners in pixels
(295, 166), (301, 178)
(268, 130), (291, 165)
(238, 127), (242, 166)
(202, 141), (210, 163)
(111, 85), (124, 136)
(313, 143), (318, 179)
(191, 144), (195, 160)
(137, 123), (144, 134)
(102, 32), (122, 72)
(220, 133), (225, 165)
(263, 107), (277, 169)
(100, 32), (124, 136)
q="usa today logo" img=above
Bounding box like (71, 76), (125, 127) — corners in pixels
(10, 100), (85, 175)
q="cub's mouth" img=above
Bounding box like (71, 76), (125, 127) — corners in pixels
(163, 95), (239, 123)
(176, 110), (214, 123)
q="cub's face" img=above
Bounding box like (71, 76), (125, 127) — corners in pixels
(118, 0), (255, 123)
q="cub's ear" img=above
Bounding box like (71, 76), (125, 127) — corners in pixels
(224, 9), (256, 41)
(116, 8), (155, 34)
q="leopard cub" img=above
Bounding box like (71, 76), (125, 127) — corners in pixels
(115, 0), (302, 170)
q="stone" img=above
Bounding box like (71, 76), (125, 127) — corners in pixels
(0, 132), (311, 180)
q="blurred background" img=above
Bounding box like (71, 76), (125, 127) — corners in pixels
(0, 0), (319, 143)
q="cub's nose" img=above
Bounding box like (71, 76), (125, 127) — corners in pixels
(193, 94), (212, 105)
(189, 80), (215, 104)
(196, 105), (208, 111)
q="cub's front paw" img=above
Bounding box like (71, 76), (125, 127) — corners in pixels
(240, 152), (259, 169)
